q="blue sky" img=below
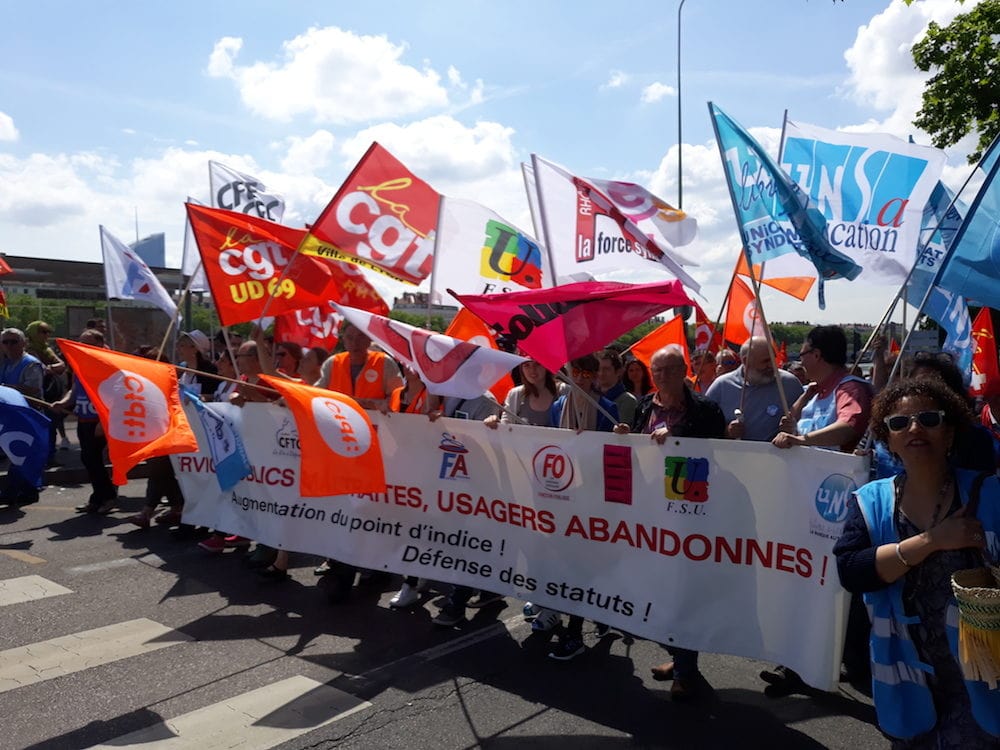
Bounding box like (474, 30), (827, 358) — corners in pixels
(0, 0), (983, 324)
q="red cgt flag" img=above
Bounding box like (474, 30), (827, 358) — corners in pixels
(298, 142), (441, 285)
(258, 375), (386, 497)
(58, 339), (197, 485)
(629, 316), (690, 373)
(971, 307), (1000, 398)
(275, 306), (342, 353)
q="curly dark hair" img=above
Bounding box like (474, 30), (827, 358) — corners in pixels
(869, 377), (972, 445)
(908, 351), (973, 408)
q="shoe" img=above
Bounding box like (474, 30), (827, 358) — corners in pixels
(761, 666), (806, 698)
(257, 565), (289, 582)
(415, 578), (431, 592)
(314, 559), (333, 576)
(467, 591), (502, 609)
(198, 535), (226, 553)
(670, 676), (698, 702)
(523, 602), (540, 621)
(651, 661), (675, 681)
(389, 583), (420, 609)
(224, 535), (250, 548)
(14, 492), (39, 506)
(75, 502), (99, 513)
(320, 573), (352, 605)
(59, 437), (71, 450)
(595, 623), (611, 638)
(759, 665), (792, 685)
(127, 513), (151, 529)
(432, 604), (465, 627)
(155, 509), (183, 526)
(548, 636), (585, 661)
(530, 608), (560, 632)
(96, 498), (116, 515)
(245, 545), (277, 569)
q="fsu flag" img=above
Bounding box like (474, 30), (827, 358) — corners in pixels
(971, 308), (999, 397)
(333, 304), (527, 399)
(299, 142), (441, 285)
(275, 306), (343, 354)
(629, 316), (690, 372)
(257, 375), (385, 497)
(452, 279), (694, 374)
(723, 277), (764, 346)
(58, 339), (197, 485)
(444, 308), (515, 403)
(693, 302), (724, 354)
(101, 226), (177, 317)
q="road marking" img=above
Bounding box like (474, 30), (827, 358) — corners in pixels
(0, 575), (72, 606)
(65, 558), (139, 574)
(89, 675), (370, 749)
(0, 549), (46, 565)
(0, 618), (191, 694)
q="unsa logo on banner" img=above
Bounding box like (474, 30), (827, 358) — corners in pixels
(311, 397), (373, 457)
(97, 371), (170, 443)
(815, 473), (856, 523)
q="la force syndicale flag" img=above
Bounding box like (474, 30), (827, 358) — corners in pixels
(299, 142), (441, 285)
(257, 375), (385, 498)
(58, 339), (197, 485)
(452, 279), (694, 374)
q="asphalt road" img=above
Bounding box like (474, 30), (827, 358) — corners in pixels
(0, 477), (888, 750)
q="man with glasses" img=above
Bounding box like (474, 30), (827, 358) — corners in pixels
(595, 349), (637, 428)
(0, 328), (45, 504)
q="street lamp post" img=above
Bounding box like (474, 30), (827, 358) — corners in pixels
(677, 0), (686, 209)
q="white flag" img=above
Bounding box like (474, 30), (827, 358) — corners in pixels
(100, 226), (177, 316)
(430, 197), (552, 305)
(531, 154), (701, 293)
(180, 196), (209, 292)
(780, 119), (946, 284)
(332, 304), (527, 399)
(208, 161), (285, 222)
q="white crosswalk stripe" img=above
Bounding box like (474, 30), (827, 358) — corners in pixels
(0, 574), (72, 607)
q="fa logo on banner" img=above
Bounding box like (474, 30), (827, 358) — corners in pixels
(663, 456), (709, 503)
(533, 445), (574, 495)
(439, 433), (469, 480)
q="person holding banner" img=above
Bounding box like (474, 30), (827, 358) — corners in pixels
(834, 378), (1000, 747)
(633, 344), (726, 701)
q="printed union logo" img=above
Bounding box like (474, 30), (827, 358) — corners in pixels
(533, 445), (574, 493)
(479, 219), (543, 289)
(98, 370), (170, 443)
(815, 474), (856, 523)
(274, 416), (300, 456)
(311, 397), (372, 458)
(663, 456), (710, 503)
(439, 432), (469, 480)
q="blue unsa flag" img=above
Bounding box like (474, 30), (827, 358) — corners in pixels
(180, 385), (251, 491)
(0, 385), (51, 489)
(709, 102), (861, 308)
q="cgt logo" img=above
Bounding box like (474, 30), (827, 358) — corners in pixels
(533, 445), (574, 493)
(438, 433), (470, 480)
(479, 219), (543, 290)
(815, 474), (856, 523)
(664, 456), (710, 503)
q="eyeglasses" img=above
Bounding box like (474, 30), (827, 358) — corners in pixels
(1, 339), (20, 346)
(799, 347), (818, 358)
(570, 368), (594, 379)
(884, 410), (946, 432)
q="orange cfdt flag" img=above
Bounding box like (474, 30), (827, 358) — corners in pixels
(723, 276), (762, 346)
(692, 302), (723, 354)
(258, 375), (386, 498)
(58, 339), (197, 485)
(629, 315), (690, 372)
(444, 308), (515, 403)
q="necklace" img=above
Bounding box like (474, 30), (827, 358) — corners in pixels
(896, 472), (953, 531)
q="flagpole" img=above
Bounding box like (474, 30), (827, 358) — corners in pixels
(742, 255), (790, 417)
(426, 196), (448, 328)
(522, 162), (557, 287)
(157, 261), (202, 357)
(554, 372), (624, 429)
(99, 226), (118, 351)
(530, 154), (560, 287)
(711, 256), (740, 350)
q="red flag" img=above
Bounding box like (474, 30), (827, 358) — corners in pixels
(735, 251), (815, 301)
(298, 142), (441, 285)
(0, 257), (12, 276)
(693, 302), (723, 354)
(58, 339), (198, 485)
(0, 289), (8, 319)
(723, 277), (764, 345)
(257, 375), (385, 497)
(444, 308), (515, 403)
(971, 308), (1000, 397)
(629, 316), (690, 372)
(889, 338), (901, 354)
(275, 306), (342, 352)
(776, 341), (788, 368)
(452, 279), (693, 374)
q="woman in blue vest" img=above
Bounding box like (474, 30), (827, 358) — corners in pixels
(834, 378), (1000, 747)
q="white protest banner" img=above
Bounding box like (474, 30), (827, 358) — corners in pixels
(174, 405), (867, 691)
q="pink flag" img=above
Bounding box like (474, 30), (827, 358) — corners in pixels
(332, 304), (527, 399)
(452, 280), (694, 374)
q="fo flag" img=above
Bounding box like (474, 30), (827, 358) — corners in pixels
(299, 142), (440, 285)
(59, 339), (197, 485)
(452, 279), (693, 374)
(333, 304), (527, 400)
(971, 308), (1000, 398)
(101, 226), (177, 317)
(180, 385), (251, 491)
(0, 385), (50, 489)
(209, 161), (285, 223)
(257, 376), (385, 497)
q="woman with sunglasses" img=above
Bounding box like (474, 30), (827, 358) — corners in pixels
(834, 378), (1000, 747)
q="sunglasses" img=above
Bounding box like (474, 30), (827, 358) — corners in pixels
(570, 368), (594, 379)
(884, 410), (946, 432)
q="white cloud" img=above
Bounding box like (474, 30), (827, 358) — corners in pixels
(0, 112), (19, 142)
(206, 26), (477, 124)
(279, 130), (336, 174)
(640, 82), (676, 104)
(601, 70), (629, 90)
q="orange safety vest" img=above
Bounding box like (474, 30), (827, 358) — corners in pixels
(389, 385), (427, 414)
(328, 351), (388, 399)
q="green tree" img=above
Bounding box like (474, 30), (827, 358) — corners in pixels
(911, 0), (1000, 163)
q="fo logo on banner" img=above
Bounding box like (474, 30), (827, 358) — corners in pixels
(98, 371), (170, 443)
(311, 398), (372, 457)
(439, 433), (469, 480)
(663, 456), (710, 503)
(533, 445), (574, 494)
(815, 474), (856, 523)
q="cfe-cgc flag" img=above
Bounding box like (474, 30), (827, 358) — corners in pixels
(180, 385), (251, 491)
(332, 304), (527, 400)
(0, 385), (51, 489)
(452, 279), (694, 375)
(209, 160), (285, 223)
(299, 142), (441, 285)
(58, 339), (198, 485)
(101, 226), (177, 317)
(257, 375), (385, 497)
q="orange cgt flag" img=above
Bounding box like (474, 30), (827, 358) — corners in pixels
(629, 315), (690, 372)
(444, 308), (515, 403)
(971, 308), (1000, 398)
(723, 276), (764, 346)
(58, 339), (198, 485)
(258, 375), (386, 498)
